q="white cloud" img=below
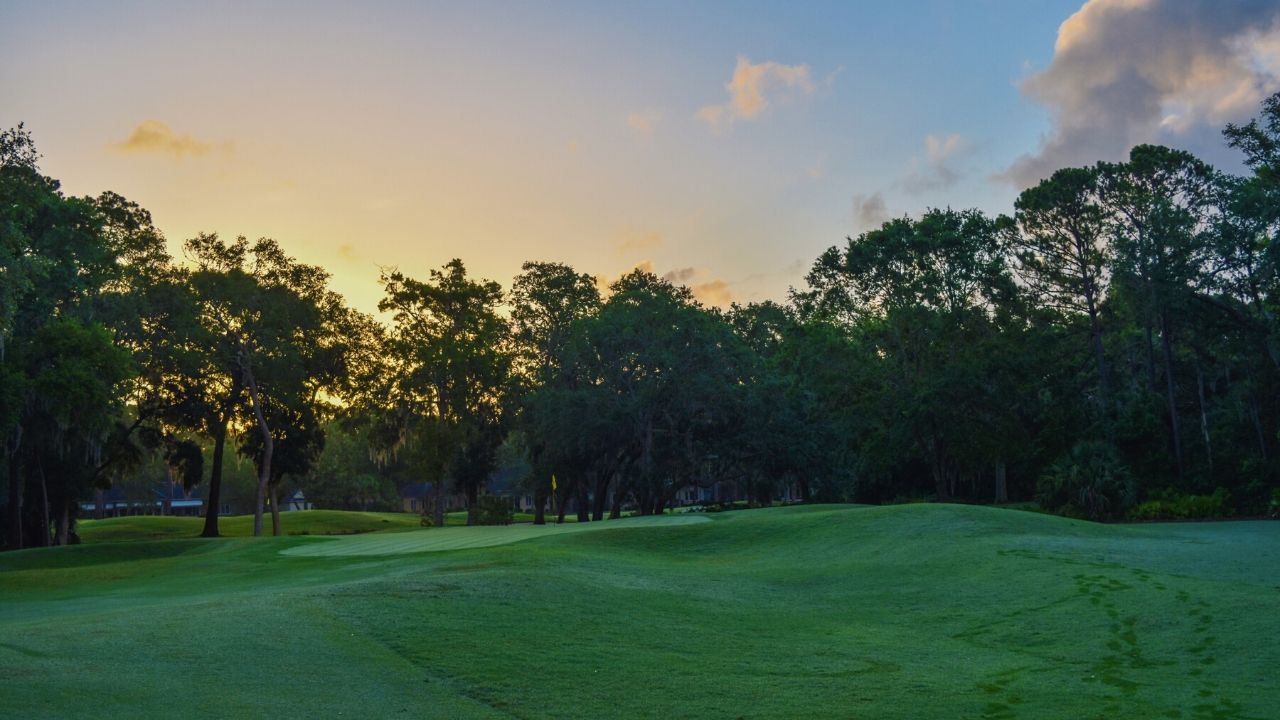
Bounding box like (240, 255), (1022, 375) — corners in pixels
(1002, 0), (1280, 187)
(697, 56), (815, 130)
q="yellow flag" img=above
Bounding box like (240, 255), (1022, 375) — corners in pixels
(551, 474), (558, 492)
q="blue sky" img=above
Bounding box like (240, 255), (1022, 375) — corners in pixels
(2, 0), (1276, 311)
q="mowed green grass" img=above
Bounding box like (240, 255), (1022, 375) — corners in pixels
(75, 509), (502, 543)
(2, 505), (1277, 719)
(76, 509), (580, 543)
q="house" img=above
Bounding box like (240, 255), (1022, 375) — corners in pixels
(398, 467), (536, 515)
(80, 481), (207, 518)
(485, 466), (536, 513)
(398, 482), (467, 514)
(282, 490), (312, 512)
(154, 481), (204, 516)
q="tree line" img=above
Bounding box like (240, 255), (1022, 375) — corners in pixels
(4, 93), (1280, 548)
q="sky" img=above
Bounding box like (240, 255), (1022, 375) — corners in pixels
(4, 0), (1280, 313)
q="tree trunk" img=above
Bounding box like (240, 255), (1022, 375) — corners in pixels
(609, 486), (623, 520)
(653, 488), (668, 515)
(465, 483), (479, 526)
(930, 435), (951, 501)
(242, 361), (273, 538)
(1195, 360), (1212, 475)
(1250, 394), (1268, 462)
(576, 482), (589, 522)
(56, 501), (69, 546)
(1081, 246), (1112, 421)
(555, 476), (574, 524)
(433, 478), (445, 529)
(1159, 311), (1185, 484)
(94, 487), (105, 521)
(269, 482), (282, 536)
(37, 457), (51, 548)
(533, 487), (546, 525)
(591, 472), (610, 522)
(5, 440), (23, 550)
(994, 461), (1008, 504)
(201, 410), (232, 538)
(1144, 317), (1158, 393)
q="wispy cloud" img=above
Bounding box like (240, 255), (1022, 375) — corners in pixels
(901, 133), (970, 193)
(626, 110), (662, 137)
(662, 266), (733, 306)
(852, 192), (891, 232)
(1001, 0), (1280, 187)
(112, 120), (217, 157)
(690, 279), (732, 306)
(616, 230), (665, 255)
(697, 56), (815, 130)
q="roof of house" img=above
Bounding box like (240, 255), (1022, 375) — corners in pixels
(398, 466), (529, 500)
(485, 466), (526, 496)
(152, 481), (202, 501)
(398, 482), (436, 499)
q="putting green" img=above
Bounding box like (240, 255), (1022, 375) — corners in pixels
(280, 513), (710, 557)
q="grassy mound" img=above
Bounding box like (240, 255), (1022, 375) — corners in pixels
(2, 504), (1277, 719)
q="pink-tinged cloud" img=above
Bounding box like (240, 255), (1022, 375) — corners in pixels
(902, 133), (971, 193)
(662, 267), (733, 306)
(626, 110), (662, 136)
(698, 56), (814, 130)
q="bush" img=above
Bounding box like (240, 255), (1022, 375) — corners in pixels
(1036, 441), (1135, 521)
(1128, 488), (1231, 521)
(468, 495), (514, 526)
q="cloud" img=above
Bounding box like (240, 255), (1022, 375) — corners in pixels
(852, 192), (891, 231)
(112, 120), (215, 156)
(617, 230), (665, 255)
(661, 267), (698, 284)
(626, 110), (662, 136)
(594, 260), (655, 294)
(901, 133), (970, 193)
(596, 261), (733, 306)
(698, 56), (815, 130)
(690, 280), (732, 306)
(1001, 0), (1280, 187)
(661, 266), (733, 306)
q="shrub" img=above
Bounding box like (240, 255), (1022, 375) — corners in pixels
(1036, 441), (1135, 521)
(1128, 488), (1231, 521)
(468, 495), (514, 526)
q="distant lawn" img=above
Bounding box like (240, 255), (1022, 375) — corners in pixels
(76, 509), (586, 543)
(3, 505), (1278, 718)
(76, 509), (423, 542)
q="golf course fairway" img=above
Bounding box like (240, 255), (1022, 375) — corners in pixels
(1, 504), (1276, 719)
